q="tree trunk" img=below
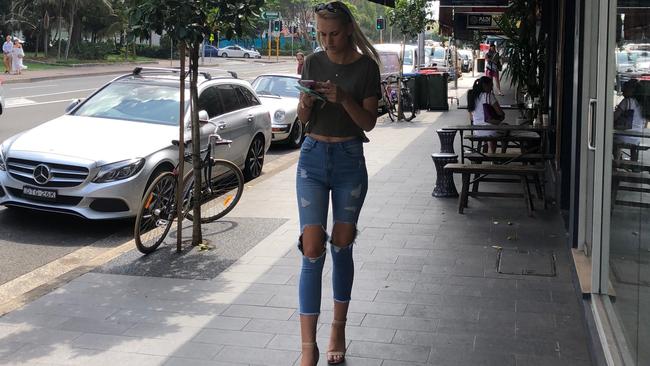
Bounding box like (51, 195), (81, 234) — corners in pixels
(64, 6), (75, 60)
(56, 0), (63, 60)
(397, 38), (405, 121)
(176, 44), (186, 253)
(189, 43), (203, 246)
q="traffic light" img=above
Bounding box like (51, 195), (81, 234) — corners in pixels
(273, 20), (282, 32)
(376, 18), (384, 30)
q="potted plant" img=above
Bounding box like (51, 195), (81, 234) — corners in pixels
(495, 0), (547, 107)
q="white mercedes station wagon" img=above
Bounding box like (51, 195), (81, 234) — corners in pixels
(0, 67), (271, 219)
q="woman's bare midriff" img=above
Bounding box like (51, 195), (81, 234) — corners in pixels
(306, 133), (357, 143)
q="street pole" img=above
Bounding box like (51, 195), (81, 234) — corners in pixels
(268, 20), (272, 60)
(276, 36), (279, 62)
(170, 39), (173, 67)
(291, 33), (294, 57)
(380, 29), (383, 44)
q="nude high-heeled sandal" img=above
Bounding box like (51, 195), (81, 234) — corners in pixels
(327, 319), (346, 364)
(302, 342), (319, 366)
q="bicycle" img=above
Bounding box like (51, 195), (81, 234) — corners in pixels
(134, 132), (244, 254)
(381, 74), (417, 122)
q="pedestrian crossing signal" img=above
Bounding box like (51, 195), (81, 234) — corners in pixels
(376, 18), (384, 30)
(273, 20), (282, 32)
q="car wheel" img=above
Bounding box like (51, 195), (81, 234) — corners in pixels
(221, 52), (228, 58)
(244, 53), (250, 58)
(286, 120), (304, 149)
(244, 136), (265, 180)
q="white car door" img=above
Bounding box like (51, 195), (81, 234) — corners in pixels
(231, 46), (244, 58)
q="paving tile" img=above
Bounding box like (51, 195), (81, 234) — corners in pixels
(163, 357), (243, 366)
(514, 354), (592, 366)
(221, 304), (294, 320)
(214, 345), (300, 365)
(428, 346), (517, 366)
(53, 317), (136, 335)
(192, 328), (273, 347)
(404, 304), (479, 321)
(361, 314), (437, 332)
(347, 340), (430, 363)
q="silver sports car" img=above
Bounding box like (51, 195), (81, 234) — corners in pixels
(251, 73), (304, 148)
(0, 68), (271, 219)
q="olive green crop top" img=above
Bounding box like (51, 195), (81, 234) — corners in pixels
(301, 51), (381, 138)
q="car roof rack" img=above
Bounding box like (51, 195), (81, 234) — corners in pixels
(128, 67), (213, 81)
(197, 67), (238, 79)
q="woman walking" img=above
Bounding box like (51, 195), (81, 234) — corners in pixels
(485, 44), (503, 96)
(296, 2), (380, 365)
(11, 38), (25, 75)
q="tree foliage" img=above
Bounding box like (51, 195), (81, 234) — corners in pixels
(386, 0), (428, 42)
(495, 0), (547, 99)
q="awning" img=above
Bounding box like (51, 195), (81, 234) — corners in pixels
(366, 0), (395, 8)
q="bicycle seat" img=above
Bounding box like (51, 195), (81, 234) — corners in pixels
(171, 139), (191, 148)
(209, 134), (232, 146)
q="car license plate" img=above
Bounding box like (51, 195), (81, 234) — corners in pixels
(22, 186), (57, 201)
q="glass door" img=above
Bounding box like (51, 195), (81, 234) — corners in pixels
(604, 1), (650, 364)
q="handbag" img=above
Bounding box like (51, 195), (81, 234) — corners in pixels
(483, 93), (505, 125)
(614, 99), (634, 130)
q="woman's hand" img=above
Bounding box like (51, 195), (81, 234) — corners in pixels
(300, 92), (315, 108)
(315, 80), (349, 104)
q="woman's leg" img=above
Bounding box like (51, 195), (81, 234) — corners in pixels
(495, 74), (503, 95)
(327, 139), (368, 364)
(296, 138), (330, 366)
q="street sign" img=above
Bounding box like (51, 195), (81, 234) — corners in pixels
(262, 11), (279, 20)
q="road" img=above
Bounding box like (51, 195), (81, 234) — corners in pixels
(0, 58), (300, 287)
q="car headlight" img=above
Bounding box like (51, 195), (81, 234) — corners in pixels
(274, 109), (286, 123)
(0, 144), (7, 171)
(93, 158), (145, 183)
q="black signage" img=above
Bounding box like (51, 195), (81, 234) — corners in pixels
(440, 0), (508, 6)
(468, 14), (493, 27)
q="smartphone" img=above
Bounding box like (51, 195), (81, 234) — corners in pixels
(298, 80), (316, 89)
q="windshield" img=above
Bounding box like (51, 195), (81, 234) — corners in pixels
(253, 76), (300, 98)
(73, 81), (186, 125)
(403, 50), (413, 65)
(433, 47), (446, 60)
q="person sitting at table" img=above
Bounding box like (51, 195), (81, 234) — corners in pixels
(613, 79), (646, 160)
(467, 76), (505, 153)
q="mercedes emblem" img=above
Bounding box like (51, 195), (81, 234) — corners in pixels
(33, 164), (52, 185)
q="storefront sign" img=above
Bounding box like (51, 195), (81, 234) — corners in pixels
(467, 14), (495, 28)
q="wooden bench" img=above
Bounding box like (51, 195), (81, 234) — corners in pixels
(613, 142), (650, 161)
(465, 153), (553, 163)
(444, 163), (546, 216)
(611, 170), (650, 208)
(464, 135), (541, 153)
(613, 159), (650, 172)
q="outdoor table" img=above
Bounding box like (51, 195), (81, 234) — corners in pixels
(442, 124), (551, 163)
(613, 129), (650, 161)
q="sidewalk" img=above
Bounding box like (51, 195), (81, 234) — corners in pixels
(1, 57), (293, 84)
(0, 80), (592, 365)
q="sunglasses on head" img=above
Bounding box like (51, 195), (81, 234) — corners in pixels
(314, 2), (351, 19)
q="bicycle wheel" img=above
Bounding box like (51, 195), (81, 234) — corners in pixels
(402, 92), (417, 121)
(386, 97), (397, 122)
(186, 159), (244, 223)
(134, 172), (177, 254)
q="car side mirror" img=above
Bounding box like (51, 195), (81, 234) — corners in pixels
(65, 99), (81, 113)
(198, 110), (209, 123)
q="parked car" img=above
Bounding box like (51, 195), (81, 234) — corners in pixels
(0, 67), (271, 219)
(374, 44), (419, 74)
(251, 73), (304, 148)
(429, 46), (461, 81)
(201, 44), (220, 57)
(218, 45), (261, 58)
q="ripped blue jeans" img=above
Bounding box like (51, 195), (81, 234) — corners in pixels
(296, 136), (368, 315)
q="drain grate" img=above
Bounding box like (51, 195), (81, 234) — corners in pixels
(496, 248), (556, 277)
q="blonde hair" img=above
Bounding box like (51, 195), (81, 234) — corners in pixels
(315, 1), (380, 67)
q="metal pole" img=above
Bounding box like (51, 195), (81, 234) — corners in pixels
(276, 36), (279, 63)
(291, 32), (294, 56)
(170, 39), (173, 67)
(380, 29), (383, 44)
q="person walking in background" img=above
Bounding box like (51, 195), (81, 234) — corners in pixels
(467, 76), (505, 153)
(613, 79), (646, 159)
(485, 43), (504, 96)
(295, 1), (380, 365)
(11, 38), (25, 75)
(3, 35), (13, 74)
(296, 51), (305, 74)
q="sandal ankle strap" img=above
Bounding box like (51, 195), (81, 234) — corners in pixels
(332, 319), (347, 325)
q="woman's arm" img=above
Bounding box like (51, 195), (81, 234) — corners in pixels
(491, 92), (505, 117)
(297, 93), (315, 124)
